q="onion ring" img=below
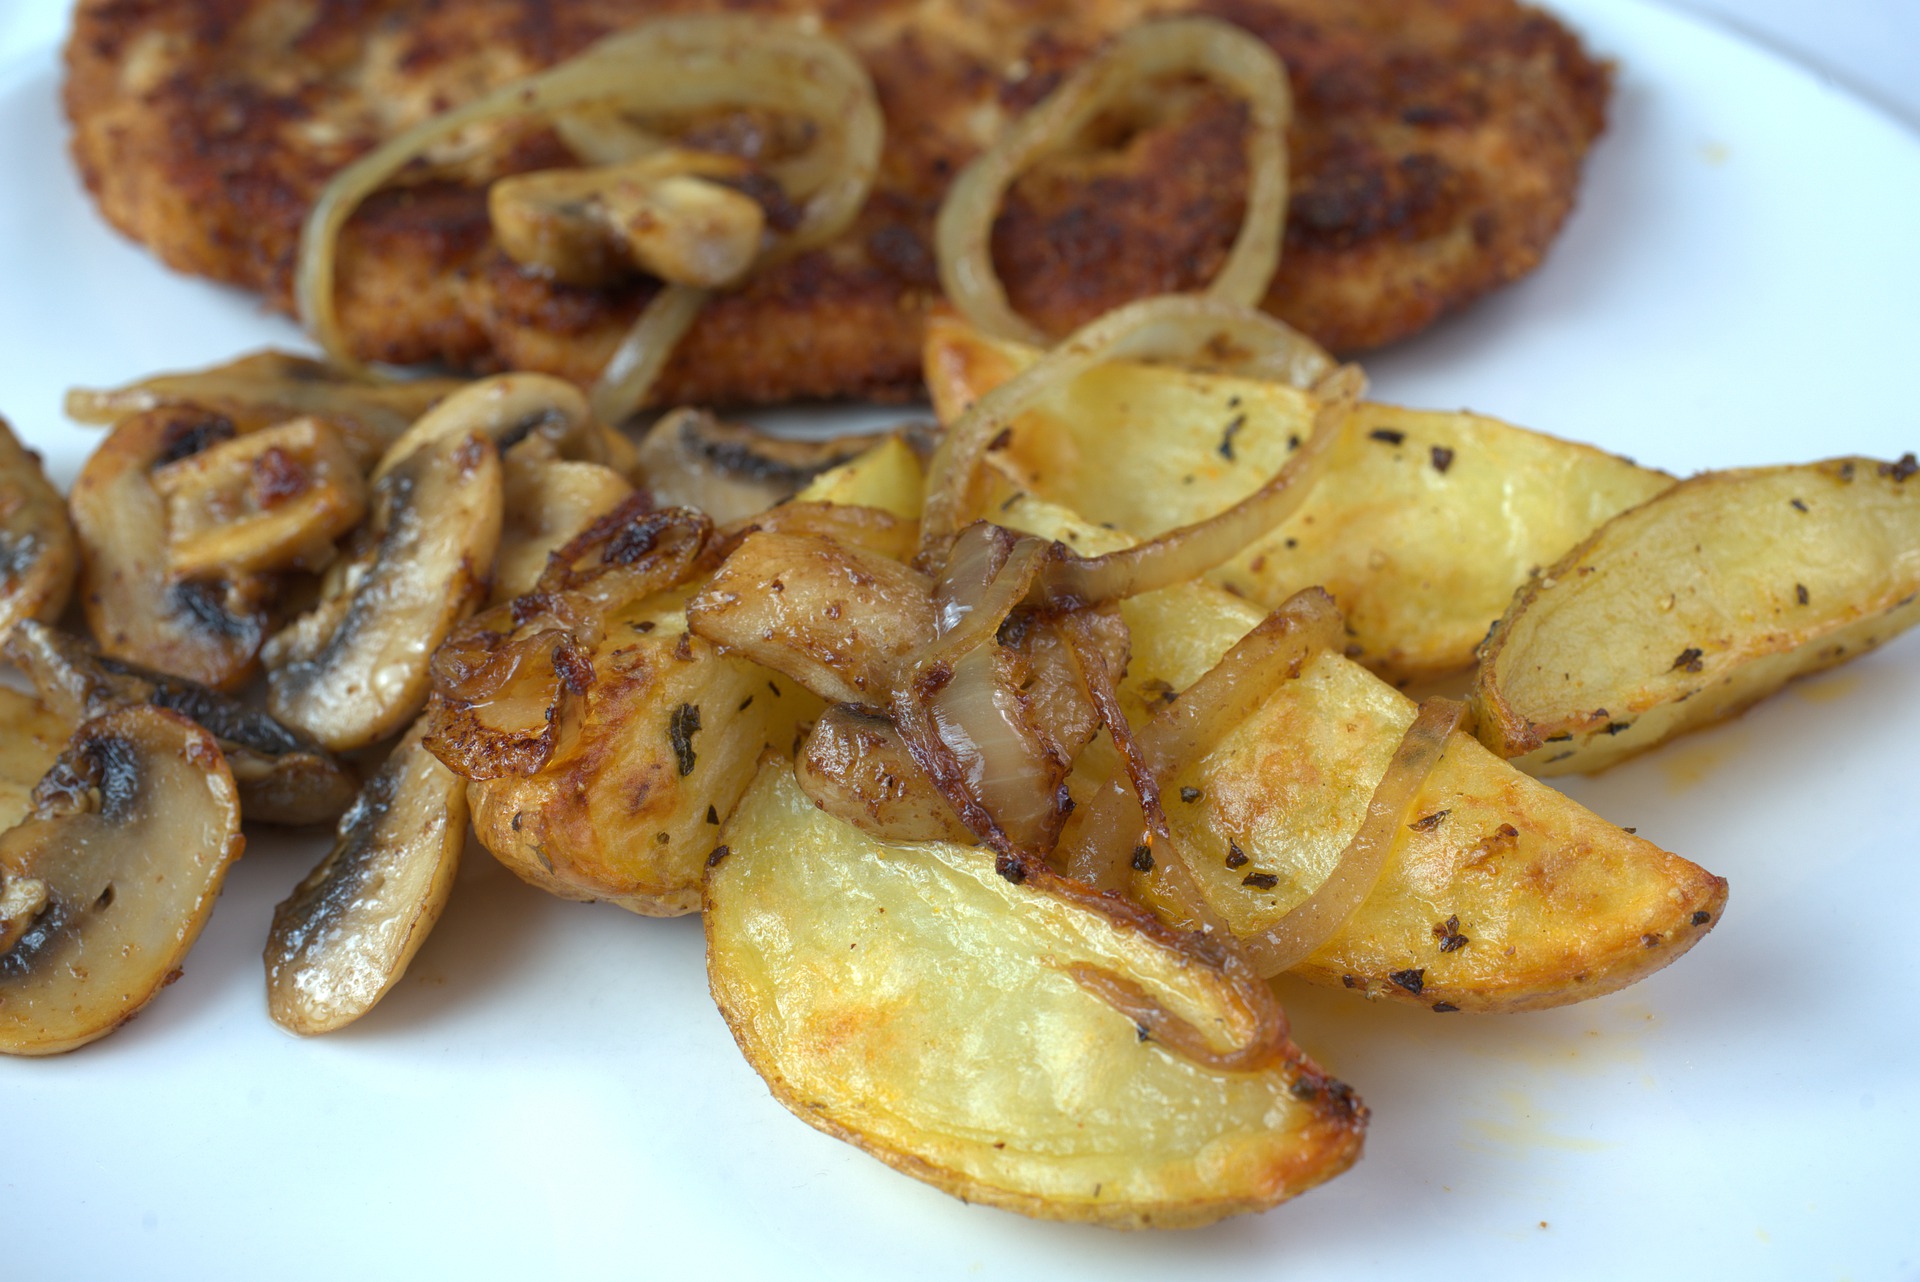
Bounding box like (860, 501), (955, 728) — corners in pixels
(297, 15), (881, 420)
(935, 17), (1291, 346)
(919, 295), (1343, 560)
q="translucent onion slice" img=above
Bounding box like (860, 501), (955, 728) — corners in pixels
(296, 14), (882, 417)
(919, 295), (1341, 559)
(934, 17), (1291, 347)
(1064, 587), (1344, 892)
(1239, 698), (1464, 977)
(1057, 610), (1168, 845)
(589, 282), (710, 426)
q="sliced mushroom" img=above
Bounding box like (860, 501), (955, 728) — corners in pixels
(265, 430), (502, 751)
(0, 705), (244, 1056)
(265, 718), (465, 1034)
(7, 620), (356, 826)
(0, 686), (65, 832)
(795, 703), (972, 844)
(0, 416), (77, 643)
(151, 416), (368, 577)
(69, 407), (272, 689)
(493, 435), (636, 603)
(637, 409), (874, 523)
(65, 350), (465, 469)
(373, 372), (629, 483)
(490, 149), (765, 288)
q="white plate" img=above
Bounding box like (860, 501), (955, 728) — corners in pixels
(3, 2), (1918, 1278)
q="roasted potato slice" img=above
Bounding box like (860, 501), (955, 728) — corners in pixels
(0, 706), (244, 1055)
(1005, 496), (1727, 1013)
(468, 587), (818, 915)
(1472, 456), (1920, 774)
(707, 760), (1366, 1229)
(265, 719), (464, 1034)
(926, 316), (1672, 681)
(794, 434), (926, 520)
(0, 416), (77, 642)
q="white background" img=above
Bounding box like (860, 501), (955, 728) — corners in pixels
(1, 3), (1918, 1280)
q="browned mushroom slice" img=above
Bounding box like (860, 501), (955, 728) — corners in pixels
(264, 719), (464, 1034)
(69, 406), (271, 689)
(374, 372), (629, 482)
(636, 409), (876, 523)
(493, 436), (635, 603)
(0, 416), (77, 644)
(265, 430), (503, 752)
(795, 703), (972, 844)
(65, 350), (465, 469)
(0, 687), (65, 832)
(0, 706), (244, 1056)
(151, 416), (369, 577)
(490, 149), (766, 288)
(687, 527), (936, 703)
(7, 621), (356, 826)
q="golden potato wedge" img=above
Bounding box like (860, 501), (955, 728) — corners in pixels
(1005, 496), (1727, 1013)
(469, 587), (819, 915)
(1472, 456), (1920, 774)
(795, 434), (926, 521)
(707, 760), (1366, 1229)
(925, 316), (1672, 681)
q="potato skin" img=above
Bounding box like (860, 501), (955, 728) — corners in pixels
(470, 592), (816, 915)
(707, 762), (1367, 1229)
(1472, 457), (1920, 774)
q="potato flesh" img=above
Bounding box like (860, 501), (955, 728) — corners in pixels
(0, 416), (77, 643)
(470, 588), (817, 915)
(265, 721), (465, 1034)
(707, 762), (1365, 1228)
(925, 319), (1672, 680)
(795, 435), (926, 521)
(1005, 496), (1727, 1013)
(687, 530), (935, 704)
(0, 707), (244, 1055)
(1474, 458), (1920, 773)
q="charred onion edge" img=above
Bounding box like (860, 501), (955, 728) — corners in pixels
(934, 17), (1290, 347)
(919, 296), (1341, 561)
(296, 15), (881, 423)
(1238, 697), (1464, 977)
(1064, 588), (1344, 893)
(1056, 610), (1168, 843)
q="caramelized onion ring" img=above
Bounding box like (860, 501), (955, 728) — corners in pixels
(1064, 588), (1344, 892)
(920, 295), (1341, 559)
(1240, 698), (1464, 976)
(935, 17), (1291, 346)
(297, 15), (881, 419)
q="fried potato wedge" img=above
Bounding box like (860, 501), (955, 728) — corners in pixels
(1005, 496), (1726, 1013)
(926, 316), (1672, 681)
(707, 760), (1366, 1229)
(469, 588), (818, 915)
(795, 434), (926, 521)
(1472, 456), (1920, 774)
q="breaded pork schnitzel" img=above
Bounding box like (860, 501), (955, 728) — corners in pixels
(65, 0), (1608, 408)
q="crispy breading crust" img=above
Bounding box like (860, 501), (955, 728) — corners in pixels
(65, 0), (1608, 407)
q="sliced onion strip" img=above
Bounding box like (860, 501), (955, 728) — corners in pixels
(297, 15), (881, 418)
(935, 17), (1291, 346)
(919, 295), (1341, 559)
(1063, 587), (1344, 891)
(1239, 698), (1464, 977)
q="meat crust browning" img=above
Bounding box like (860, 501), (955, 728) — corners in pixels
(65, 0), (1608, 406)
